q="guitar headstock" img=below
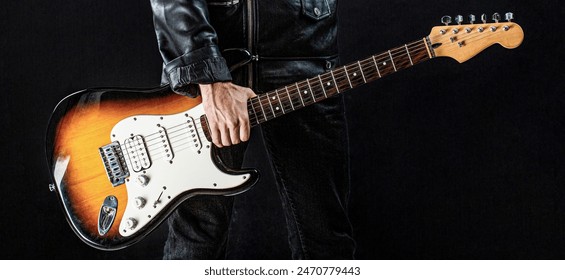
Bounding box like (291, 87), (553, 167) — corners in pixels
(428, 12), (524, 63)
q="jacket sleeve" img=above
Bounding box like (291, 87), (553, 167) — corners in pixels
(150, 0), (232, 97)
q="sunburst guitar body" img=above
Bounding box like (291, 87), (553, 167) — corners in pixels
(46, 87), (258, 250)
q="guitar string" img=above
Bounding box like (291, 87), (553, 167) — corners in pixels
(247, 39), (428, 124)
(129, 29), (490, 152)
(115, 28), (511, 165)
(248, 26), (514, 124)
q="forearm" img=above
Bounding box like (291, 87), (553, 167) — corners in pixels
(150, 0), (231, 96)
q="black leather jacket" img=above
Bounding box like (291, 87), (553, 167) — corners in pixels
(150, 0), (339, 96)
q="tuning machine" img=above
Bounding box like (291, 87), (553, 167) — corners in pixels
(505, 12), (514, 22)
(503, 12), (514, 31)
(440, 15), (451, 34)
(492, 12), (501, 23)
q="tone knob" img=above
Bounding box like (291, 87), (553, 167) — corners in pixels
(134, 197), (146, 209)
(136, 175), (150, 186)
(126, 218), (138, 230)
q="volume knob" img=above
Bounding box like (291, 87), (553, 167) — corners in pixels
(134, 197), (146, 209)
(136, 175), (150, 186)
(126, 218), (138, 230)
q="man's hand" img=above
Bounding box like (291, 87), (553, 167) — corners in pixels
(200, 82), (257, 148)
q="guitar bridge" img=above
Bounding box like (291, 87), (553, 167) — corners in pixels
(99, 141), (130, 187)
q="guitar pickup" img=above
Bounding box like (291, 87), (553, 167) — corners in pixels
(124, 135), (151, 172)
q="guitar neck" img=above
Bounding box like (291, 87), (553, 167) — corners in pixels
(247, 37), (435, 127)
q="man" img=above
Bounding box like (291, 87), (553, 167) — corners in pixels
(150, 0), (355, 259)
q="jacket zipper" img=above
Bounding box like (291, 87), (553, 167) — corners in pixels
(246, 0), (255, 89)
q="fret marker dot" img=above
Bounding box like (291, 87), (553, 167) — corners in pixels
(353, 73), (357, 76)
(383, 62), (387, 65)
(272, 96), (276, 100)
(304, 91), (308, 94)
(276, 107), (280, 110)
(327, 82), (331, 86)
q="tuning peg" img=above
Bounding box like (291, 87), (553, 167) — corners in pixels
(505, 12), (514, 22)
(469, 14), (476, 24)
(481, 13), (487, 24)
(441, 15), (452, 25)
(492, 12), (501, 23)
(455, 15), (463, 25)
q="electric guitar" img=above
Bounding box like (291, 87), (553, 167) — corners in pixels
(46, 14), (524, 250)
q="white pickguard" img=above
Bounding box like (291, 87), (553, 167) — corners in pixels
(111, 104), (251, 237)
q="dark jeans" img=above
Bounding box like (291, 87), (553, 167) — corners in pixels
(163, 96), (355, 259)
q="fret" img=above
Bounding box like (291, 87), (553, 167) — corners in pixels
(331, 67), (350, 93)
(329, 70), (340, 93)
(245, 38), (432, 128)
(405, 44), (414, 65)
(295, 82), (306, 107)
(258, 94), (273, 119)
(374, 53), (396, 76)
(357, 61), (367, 83)
(320, 73), (339, 97)
(247, 99), (259, 126)
(372, 55), (382, 78)
(274, 90), (286, 114)
(346, 62), (366, 88)
(410, 39), (430, 65)
(305, 78), (316, 102)
(343, 66), (353, 88)
(267, 92), (279, 118)
(388, 50), (397, 72)
(257, 95), (268, 121)
(358, 58), (379, 82)
(284, 86), (296, 111)
(297, 82), (315, 105)
(318, 75), (328, 98)
(308, 77), (325, 101)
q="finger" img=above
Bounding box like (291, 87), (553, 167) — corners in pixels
(220, 125), (232, 147)
(239, 117), (250, 142)
(230, 125), (241, 145)
(209, 122), (223, 148)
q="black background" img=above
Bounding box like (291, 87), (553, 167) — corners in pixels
(1, 0), (564, 259)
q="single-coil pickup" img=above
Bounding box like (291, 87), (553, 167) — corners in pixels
(124, 135), (151, 172)
(157, 127), (174, 161)
(186, 117), (202, 153)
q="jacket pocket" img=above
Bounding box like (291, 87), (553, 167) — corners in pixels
(301, 0), (333, 21)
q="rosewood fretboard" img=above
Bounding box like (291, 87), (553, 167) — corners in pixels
(247, 37), (434, 127)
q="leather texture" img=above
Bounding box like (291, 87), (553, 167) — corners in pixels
(150, 0), (338, 95)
